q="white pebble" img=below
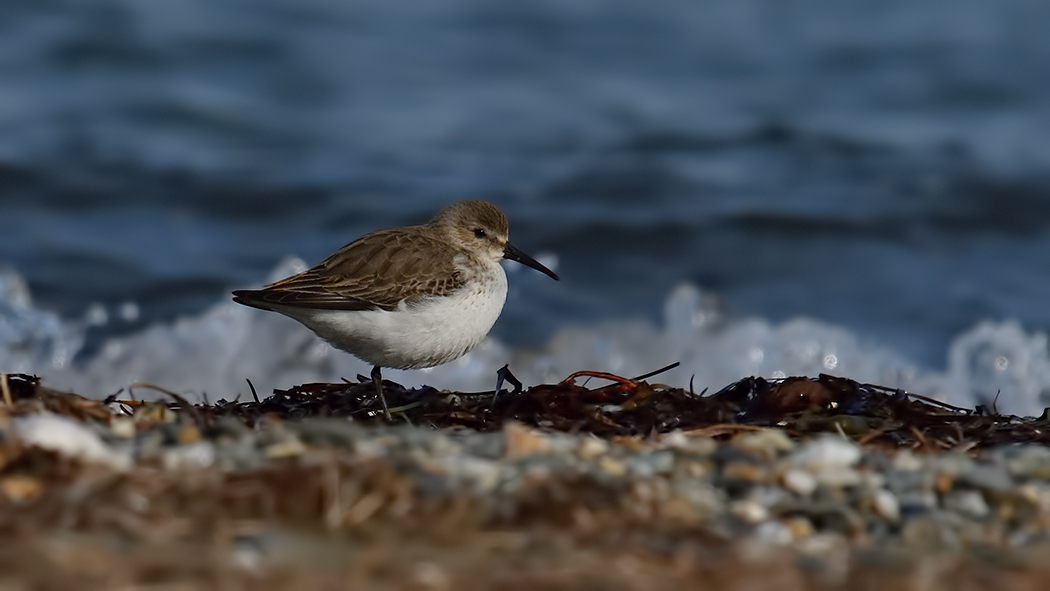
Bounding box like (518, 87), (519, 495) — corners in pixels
(163, 442), (216, 470)
(872, 489), (900, 522)
(733, 429), (795, 458)
(782, 468), (818, 496)
(109, 417), (136, 439)
(754, 521), (793, 546)
(789, 435), (861, 471)
(813, 467), (861, 488)
(577, 436), (608, 459)
(945, 490), (989, 519)
(15, 413), (130, 471)
(789, 435), (862, 488)
(730, 499), (769, 523)
(893, 450), (924, 472)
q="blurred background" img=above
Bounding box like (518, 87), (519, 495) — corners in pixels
(3, 0), (1050, 413)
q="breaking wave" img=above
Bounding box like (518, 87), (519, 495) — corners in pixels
(2, 261), (1049, 416)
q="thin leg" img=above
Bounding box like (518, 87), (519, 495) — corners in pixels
(371, 365), (391, 420)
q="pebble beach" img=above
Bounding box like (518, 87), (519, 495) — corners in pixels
(4, 372), (1050, 589)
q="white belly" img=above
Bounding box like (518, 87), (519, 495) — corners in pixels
(270, 272), (508, 370)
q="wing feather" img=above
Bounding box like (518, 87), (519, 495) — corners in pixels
(232, 227), (465, 312)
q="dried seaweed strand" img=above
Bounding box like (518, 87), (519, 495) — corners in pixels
(631, 362), (681, 381)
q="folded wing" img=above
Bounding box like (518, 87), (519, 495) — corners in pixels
(232, 228), (466, 312)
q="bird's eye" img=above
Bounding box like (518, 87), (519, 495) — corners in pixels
(473, 228), (487, 239)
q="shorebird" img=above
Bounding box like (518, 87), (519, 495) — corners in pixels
(232, 200), (559, 419)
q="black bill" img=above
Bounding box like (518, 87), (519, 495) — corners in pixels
(503, 242), (560, 280)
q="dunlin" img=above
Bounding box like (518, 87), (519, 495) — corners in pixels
(232, 200), (559, 418)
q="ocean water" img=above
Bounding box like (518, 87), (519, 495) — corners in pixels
(3, 0), (1050, 414)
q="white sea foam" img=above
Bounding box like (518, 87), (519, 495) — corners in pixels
(2, 263), (1050, 416)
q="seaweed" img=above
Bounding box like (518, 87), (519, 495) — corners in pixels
(174, 371), (1045, 450)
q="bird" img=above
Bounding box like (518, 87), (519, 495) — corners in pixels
(232, 200), (559, 419)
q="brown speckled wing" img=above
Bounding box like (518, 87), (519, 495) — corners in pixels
(232, 227), (466, 312)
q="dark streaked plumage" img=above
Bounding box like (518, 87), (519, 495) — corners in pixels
(233, 228), (468, 312)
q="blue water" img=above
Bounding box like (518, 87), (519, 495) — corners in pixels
(3, 0), (1050, 411)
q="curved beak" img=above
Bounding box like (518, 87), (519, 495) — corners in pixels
(503, 242), (559, 280)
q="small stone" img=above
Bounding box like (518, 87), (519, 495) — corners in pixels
(660, 433), (717, 455)
(135, 403), (178, 424)
(859, 470), (885, 491)
(265, 436), (308, 458)
(661, 497), (701, 524)
(15, 413), (130, 471)
(730, 499), (769, 523)
(944, 490), (989, 519)
(1, 475), (42, 502)
(782, 469), (817, 496)
(109, 417), (136, 439)
(682, 461), (710, 478)
(902, 517), (960, 552)
(231, 535), (265, 575)
(790, 435), (861, 471)
(796, 532), (845, 557)
(408, 561), (451, 591)
(1017, 483), (1046, 509)
(628, 451), (675, 478)
(723, 461), (767, 483)
(599, 457), (627, 477)
(577, 436), (608, 459)
(898, 491), (938, 513)
(957, 464), (1014, 494)
(934, 472), (954, 493)
(789, 436), (862, 488)
(163, 442), (215, 471)
(796, 534), (850, 585)
(178, 423), (202, 445)
(658, 430), (689, 450)
(785, 516), (814, 539)
(610, 436), (648, 452)
(1003, 445), (1050, 479)
(443, 457), (500, 493)
(648, 450), (676, 474)
(997, 500), (1019, 522)
(503, 422), (550, 459)
(814, 468), (861, 488)
(754, 520), (792, 545)
(731, 429), (795, 460)
(872, 489), (900, 522)
(893, 450), (923, 472)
